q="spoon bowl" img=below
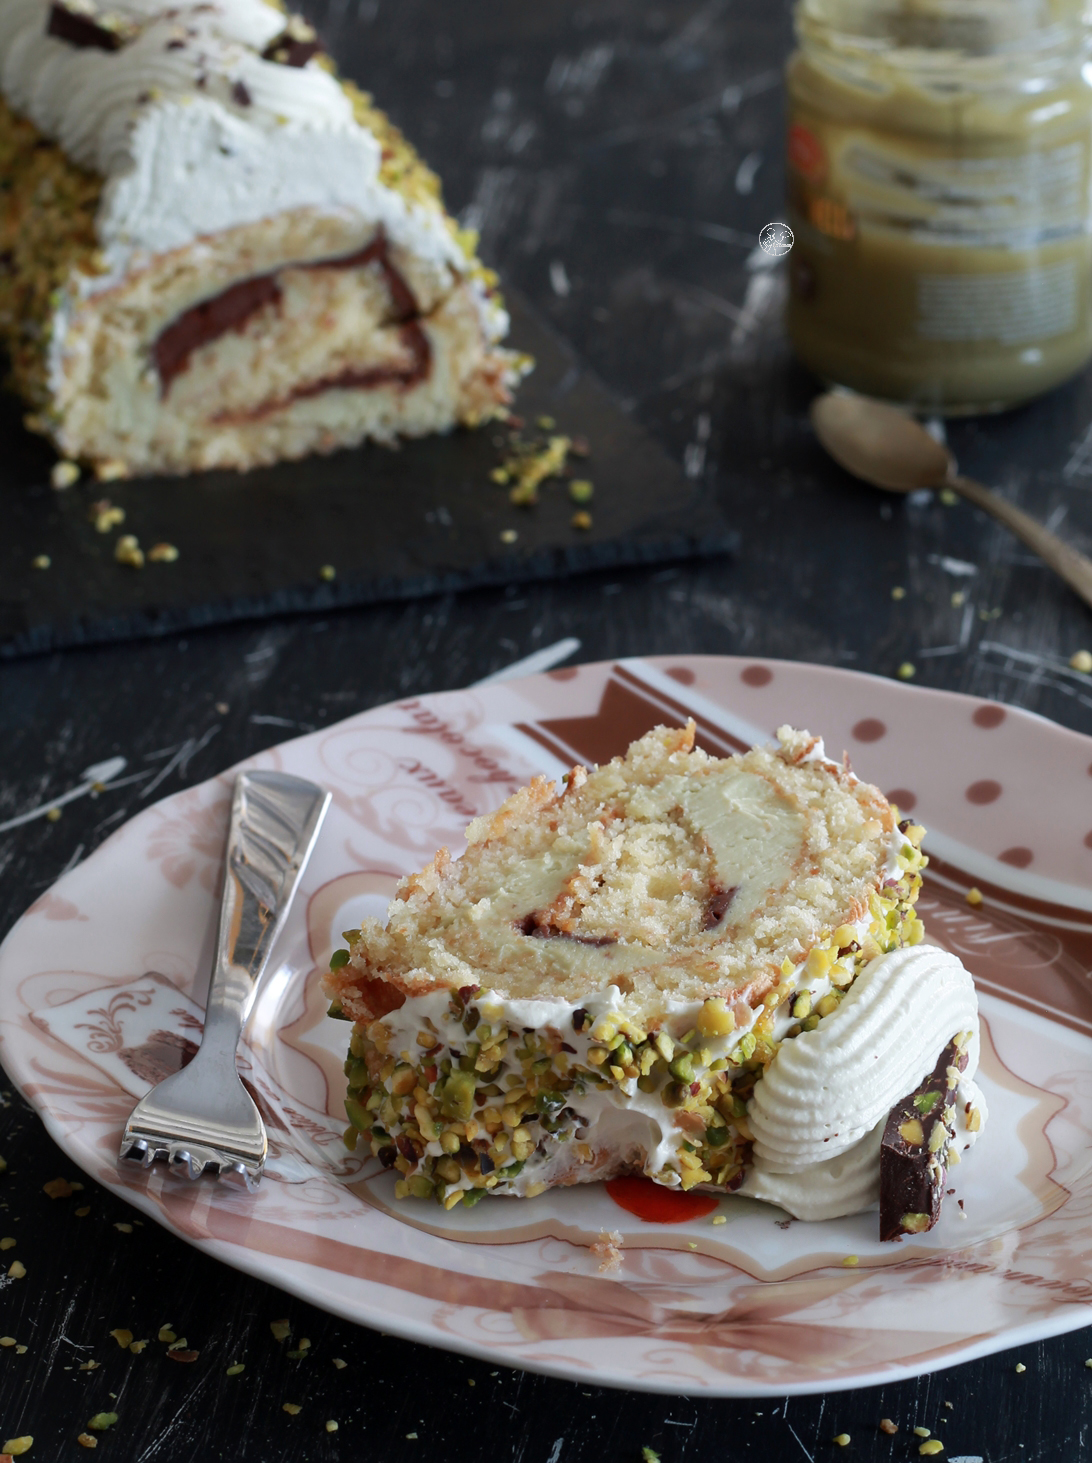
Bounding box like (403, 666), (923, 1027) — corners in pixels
(810, 392), (951, 492)
(808, 390), (1092, 614)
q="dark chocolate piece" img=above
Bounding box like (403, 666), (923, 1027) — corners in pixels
(879, 1035), (969, 1242)
(261, 32), (322, 67)
(514, 912), (616, 946)
(702, 885), (738, 930)
(231, 79), (252, 108)
(47, 1), (128, 51)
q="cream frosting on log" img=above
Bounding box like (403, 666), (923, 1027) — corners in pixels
(0, 0), (522, 474)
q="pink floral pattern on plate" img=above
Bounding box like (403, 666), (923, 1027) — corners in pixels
(2, 656), (1092, 1396)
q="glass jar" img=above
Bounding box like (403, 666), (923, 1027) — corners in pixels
(785, 0), (1092, 413)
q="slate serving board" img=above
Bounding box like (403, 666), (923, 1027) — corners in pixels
(0, 290), (733, 658)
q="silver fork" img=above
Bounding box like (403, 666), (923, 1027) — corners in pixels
(120, 769), (330, 1190)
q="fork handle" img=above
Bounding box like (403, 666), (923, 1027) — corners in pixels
(199, 770), (330, 1057)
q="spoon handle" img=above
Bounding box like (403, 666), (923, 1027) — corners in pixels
(950, 474), (1092, 614)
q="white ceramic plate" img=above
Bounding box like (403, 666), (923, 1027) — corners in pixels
(2, 655), (1091, 1396)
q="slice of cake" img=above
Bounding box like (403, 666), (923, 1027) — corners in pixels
(0, 0), (526, 477)
(324, 723), (987, 1235)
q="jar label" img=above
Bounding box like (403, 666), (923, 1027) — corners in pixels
(915, 261), (1078, 345)
(840, 137), (1087, 250)
(788, 122), (827, 186)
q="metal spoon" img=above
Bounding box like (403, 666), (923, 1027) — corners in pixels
(810, 391), (1092, 614)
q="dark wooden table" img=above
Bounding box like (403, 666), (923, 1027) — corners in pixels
(3, 1), (1092, 1458)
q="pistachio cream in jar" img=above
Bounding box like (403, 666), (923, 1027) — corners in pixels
(786, 0), (1092, 413)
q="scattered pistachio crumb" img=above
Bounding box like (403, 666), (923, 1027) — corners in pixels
(109, 1330), (132, 1349)
(0, 1156), (7, 1172)
(965, 887), (983, 906)
(2, 1437), (33, 1456)
(45, 1177), (77, 1200)
(490, 467), (509, 484)
(919, 1443), (944, 1457)
(833, 1434), (851, 1447)
(939, 487), (959, 506)
(842, 1255), (859, 1267)
(0, 1238), (16, 1250)
(897, 661), (916, 680)
(467, 1378), (475, 1387)
(943, 1402), (953, 1410)
(914, 1427), (931, 1438)
(148, 542), (179, 564)
(51, 460), (80, 490)
(75, 1206), (90, 1217)
(641, 1449), (661, 1463)
(226, 1363), (245, 1376)
(282, 1403), (301, 1416)
(166, 1338), (188, 1351)
(77, 1436), (98, 1450)
(951, 590), (965, 607)
(46, 807), (61, 823)
(319, 564), (336, 582)
(332, 1357), (347, 1369)
(14, 1346), (26, 1355)
(536, 416), (555, 430)
(270, 1319), (291, 1342)
(569, 478), (594, 503)
(0, 1337), (16, 1348)
(1015, 1362), (1026, 1373)
(1085, 1358), (1092, 1368)
(505, 433), (571, 505)
(96, 458), (129, 482)
(157, 1327), (176, 1344)
(128, 1340), (148, 1354)
(879, 1419), (898, 1435)
(891, 586), (906, 600)
(325, 1420), (339, 1433)
(114, 1222), (133, 1233)
(499, 528), (518, 544)
(8, 1261), (26, 1279)
(31, 554), (51, 571)
(1070, 649), (1092, 674)
(114, 534), (144, 568)
(78, 1361), (100, 1372)
(571, 509), (592, 530)
(90, 500), (125, 533)
(86, 1414), (118, 1433)
(711, 1215), (726, 1226)
(406, 1432), (418, 1440)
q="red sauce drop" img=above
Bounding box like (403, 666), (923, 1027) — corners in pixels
(605, 1176), (719, 1224)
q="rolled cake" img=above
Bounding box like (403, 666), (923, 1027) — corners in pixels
(325, 723), (987, 1235)
(0, 0), (525, 476)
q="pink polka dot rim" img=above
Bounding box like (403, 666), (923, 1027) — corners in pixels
(966, 779), (1003, 805)
(852, 718), (887, 743)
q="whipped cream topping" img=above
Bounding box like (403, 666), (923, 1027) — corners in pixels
(742, 944), (987, 1220)
(370, 942), (986, 1214)
(377, 984), (765, 1197)
(0, 0), (469, 290)
(748, 945), (981, 1171)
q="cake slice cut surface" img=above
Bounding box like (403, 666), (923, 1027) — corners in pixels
(324, 722), (990, 1224)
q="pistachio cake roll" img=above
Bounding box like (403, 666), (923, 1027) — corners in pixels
(325, 724), (987, 1233)
(0, 0), (525, 477)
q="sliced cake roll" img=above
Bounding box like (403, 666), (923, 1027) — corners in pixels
(324, 722), (987, 1228)
(0, 0), (525, 476)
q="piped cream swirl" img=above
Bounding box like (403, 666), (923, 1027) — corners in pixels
(747, 944), (982, 1174)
